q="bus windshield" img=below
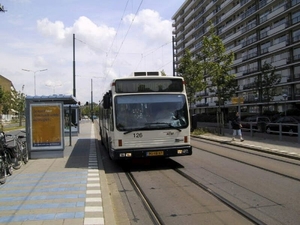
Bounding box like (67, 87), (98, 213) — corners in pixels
(115, 94), (188, 131)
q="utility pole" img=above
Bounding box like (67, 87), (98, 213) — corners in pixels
(73, 33), (76, 97)
(91, 79), (93, 123)
(172, 36), (176, 77)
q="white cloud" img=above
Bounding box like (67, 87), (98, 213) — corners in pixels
(123, 9), (172, 43)
(37, 16), (116, 51)
(37, 18), (67, 40)
(34, 56), (48, 68)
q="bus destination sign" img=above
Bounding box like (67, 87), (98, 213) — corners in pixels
(115, 79), (183, 93)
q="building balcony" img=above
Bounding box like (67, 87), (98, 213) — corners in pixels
(227, 44), (242, 54)
(269, 41), (287, 52)
(221, 17), (241, 35)
(243, 83), (257, 90)
(272, 58), (287, 67)
(267, 5), (285, 20)
(268, 23), (287, 36)
(223, 30), (242, 43)
(205, 1), (214, 11)
(234, 58), (243, 64)
(185, 28), (194, 39)
(208, 102), (217, 107)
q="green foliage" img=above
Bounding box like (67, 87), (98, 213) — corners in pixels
(191, 128), (209, 135)
(0, 86), (26, 126)
(255, 61), (280, 103)
(1, 91), (11, 114)
(160, 70), (167, 76)
(200, 24), (237, 105)
(177, 49), (206, 106)
(0, 86), (4, 102)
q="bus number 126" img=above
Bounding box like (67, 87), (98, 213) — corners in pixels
(133, 133), (143, 138)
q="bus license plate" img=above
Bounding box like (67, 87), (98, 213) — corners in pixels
(147, 151), (164, 156)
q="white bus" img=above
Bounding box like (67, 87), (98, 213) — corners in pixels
(99, 72), (192, 160)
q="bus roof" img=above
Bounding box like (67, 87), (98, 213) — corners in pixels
(111, 76), (185, 93)
(112, 76), (184, 82)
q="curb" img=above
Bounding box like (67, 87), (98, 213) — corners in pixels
(192, 134), (300, 160)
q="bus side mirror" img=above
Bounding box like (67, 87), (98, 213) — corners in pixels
(103, 94), (111, 109)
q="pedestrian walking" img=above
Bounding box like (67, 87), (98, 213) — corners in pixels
(231, 112), (244, 142)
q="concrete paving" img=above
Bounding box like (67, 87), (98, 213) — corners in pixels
(0, 120), (299, 225)
(0, 120), (111, 225)
(194, 132), (300, 159)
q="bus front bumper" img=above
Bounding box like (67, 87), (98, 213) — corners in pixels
(110, 145), (192, 160)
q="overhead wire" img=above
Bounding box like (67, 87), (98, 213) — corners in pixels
(107, 0), (144, 75)
(107, 0), (130, 56)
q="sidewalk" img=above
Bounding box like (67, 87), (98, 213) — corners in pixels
(0, 120), (112, 225)
(193, 132), (300, 159)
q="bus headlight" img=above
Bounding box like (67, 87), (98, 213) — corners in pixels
(119, 153), (132, 157)
(177, 149), (189, 154)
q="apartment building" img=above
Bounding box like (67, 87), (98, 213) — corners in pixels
(0, 75), (17, 121)
(172, 0), (300, 115)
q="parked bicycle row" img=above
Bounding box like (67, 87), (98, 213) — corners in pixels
(0, 131), (28, 185)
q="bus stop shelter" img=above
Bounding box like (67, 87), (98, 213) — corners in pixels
(25, 94), (78, 159)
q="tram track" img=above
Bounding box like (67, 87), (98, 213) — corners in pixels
(172, 168), (266, 225)
(118, 138), (300, 225)
(122, 160), (260, 225)
(126, 171), (164, 225)
(191, 137), (300, 181)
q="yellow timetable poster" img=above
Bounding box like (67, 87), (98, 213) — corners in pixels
(31, 104), (62, 148)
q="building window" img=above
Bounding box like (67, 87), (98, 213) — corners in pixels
(293, 29), (300, 42)
(293, 47), (300, 61)
(272, 17), (286, 29)
(261, 57), (271, 64)
(260, 26), (270, 38)
(292, 0), (300, 7)
(261, 41), (271, 53)
(292, 11), (300, 24)
(274, 51), (289, 62)
(237, 65), (246, 73)
(273, 34), (287, 45)
(272, 0), (285, 11)
(295, 84), (300, 95)
(294, 65), (300, 79)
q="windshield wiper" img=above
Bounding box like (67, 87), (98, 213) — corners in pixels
(123, 127), (150, 135)
(145, 122), (182, 132)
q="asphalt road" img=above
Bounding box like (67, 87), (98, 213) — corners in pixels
(100, 136), (300, 225)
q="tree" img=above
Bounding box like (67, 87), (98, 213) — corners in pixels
(1, 91), (11, 115)
(200, 24), (237, 133)
(0, 87), (4, 130)
(160, 70), (167, 76)
(13, 90), (26, 126)
(177, 49), (206, 108)
(255, 61), (280, 111)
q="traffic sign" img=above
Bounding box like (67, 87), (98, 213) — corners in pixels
(231, 97), (244, 104)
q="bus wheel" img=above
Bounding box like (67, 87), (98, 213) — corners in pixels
(107, 140), (113, 160)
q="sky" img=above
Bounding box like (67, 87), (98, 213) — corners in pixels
(0, 0), (184, 103)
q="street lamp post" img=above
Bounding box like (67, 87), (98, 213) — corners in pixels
(90, 76), (104, 123)
(22, 69), (47, 95)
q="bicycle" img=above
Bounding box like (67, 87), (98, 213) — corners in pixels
(0, 132), (13, 184)
(4, 132), (25, 170)
(16, 131), (28, 164)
